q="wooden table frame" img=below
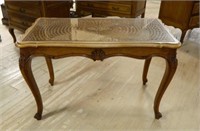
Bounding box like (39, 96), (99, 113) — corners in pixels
(19, 46), (177, 120)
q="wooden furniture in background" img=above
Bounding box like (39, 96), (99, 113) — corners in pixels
(76, 1), (146, 18)
(159, 1), (199, 41)
(5, 1), (71, 42)
(16, 18), (181, 120)
(1, 4), (9, 25)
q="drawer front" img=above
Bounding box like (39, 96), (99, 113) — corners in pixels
(192, 2), (199, 15)
(78, 2), (131, 14)
(106, 1), (132, 5)
(189, 16), (199, 27)
(6, 2), (41, 17)
(93, 11), (131, 18)
(44, 1), (68, 6)
(45, 2), (70, 17)
(7, 10), (36, 30)
(9, 21), (29, 31)
(5, 1), (40, 6)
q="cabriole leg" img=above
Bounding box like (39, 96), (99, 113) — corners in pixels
(142, 57), (152, 85)
(8, 28), (16, 43)
(19, 55), (43, 120)
(45, 57), (54, 86)
(154, 56), (177, 119)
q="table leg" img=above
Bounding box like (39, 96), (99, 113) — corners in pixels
(8, 28), (16, 43)
(142, 57), (152, 85)
(19, 55), (43, 120)
(141, 12), (145, 18)
(154, 56), (177, 119)
(45, 57), (54, 86)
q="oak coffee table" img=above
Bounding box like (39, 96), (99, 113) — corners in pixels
(16, 18), (181, 120)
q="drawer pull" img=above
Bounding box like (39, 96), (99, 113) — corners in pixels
(19, 8), (26, 13)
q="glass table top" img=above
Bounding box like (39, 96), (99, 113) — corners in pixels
(17, 18), (181, 48)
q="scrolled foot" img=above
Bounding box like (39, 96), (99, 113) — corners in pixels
(155, 111), (162, 119)
(143, 79), (148, 85)
(34, 112), (42, 120)
(49, 79), (54, 86)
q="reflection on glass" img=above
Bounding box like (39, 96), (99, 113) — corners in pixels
(23, 18), (176, 43)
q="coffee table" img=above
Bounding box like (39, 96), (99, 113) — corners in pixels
(16, 18), (181, 120)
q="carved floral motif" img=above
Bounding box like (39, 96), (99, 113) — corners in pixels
(91, 49), (106, 61)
